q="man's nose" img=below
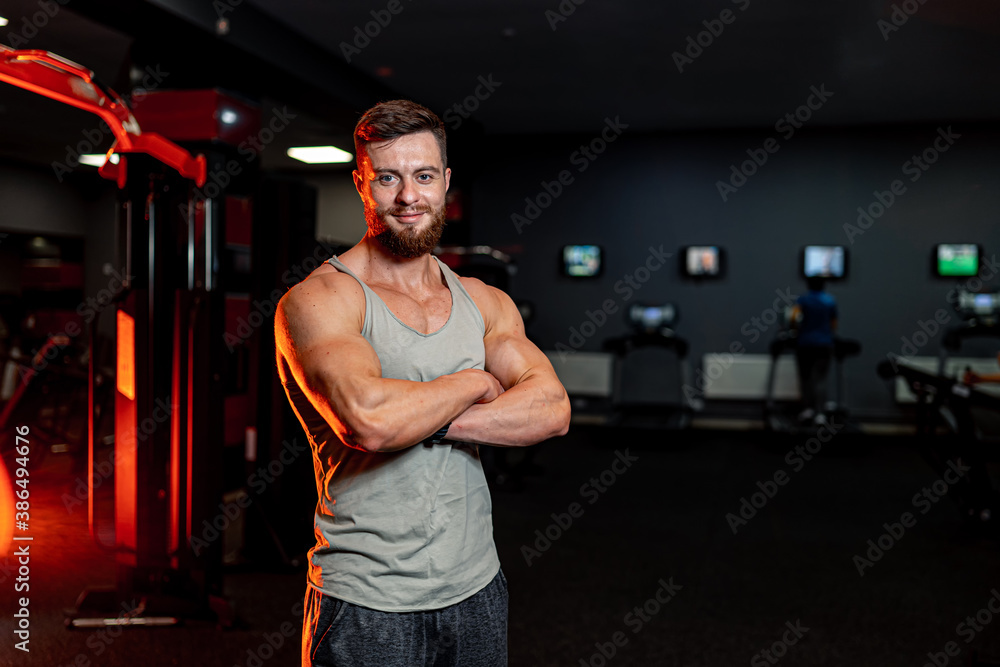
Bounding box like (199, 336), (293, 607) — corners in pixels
(396, 178), (419, 205)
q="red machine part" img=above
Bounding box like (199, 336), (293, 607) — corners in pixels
(0, 44), (207, 187)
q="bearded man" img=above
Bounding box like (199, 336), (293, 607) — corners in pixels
(274, 99), (570, 667)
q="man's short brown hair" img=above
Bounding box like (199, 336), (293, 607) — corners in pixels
(354, 99), (447, 168)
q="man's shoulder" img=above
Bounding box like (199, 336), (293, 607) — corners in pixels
(277, 261), (365, 321)
(456, 274), (510, 312)
(455, 273), (489, 298)
(454, 275), (523, 338)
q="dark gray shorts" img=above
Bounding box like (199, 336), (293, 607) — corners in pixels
(302, 568), (508, 667)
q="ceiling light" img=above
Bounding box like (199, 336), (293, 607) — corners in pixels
(0, 17), (9, 27)
(287, 146), (353, 164)
(79, 153), (120, 167)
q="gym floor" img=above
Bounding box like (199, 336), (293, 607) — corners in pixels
(3, 423), (999, 666)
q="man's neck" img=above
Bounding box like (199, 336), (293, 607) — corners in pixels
(341, 235), (442, 291)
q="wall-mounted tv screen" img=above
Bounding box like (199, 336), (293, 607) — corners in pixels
(935, 243), (980, 277)
(802, 245), (847, 279)
(562, 245), (602, 278)
(682, 246), (723, 278)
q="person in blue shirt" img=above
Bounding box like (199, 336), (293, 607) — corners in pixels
(790, 276), (838, 424)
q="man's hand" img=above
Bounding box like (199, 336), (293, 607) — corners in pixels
(466, 368), (504, 404)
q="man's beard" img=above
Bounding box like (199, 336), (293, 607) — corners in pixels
(367, 204), (447, 259)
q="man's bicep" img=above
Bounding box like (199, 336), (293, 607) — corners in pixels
(485, 333), (559, 390)
(480, 287), (557, 388)
(275, 278), (382, 410)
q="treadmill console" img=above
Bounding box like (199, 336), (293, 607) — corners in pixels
(628, 303), (677, 333)
(955, 290), (1000, 325)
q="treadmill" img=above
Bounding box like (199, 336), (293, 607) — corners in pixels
(763, 323), (862, 434)
(602, 303), (693, 430)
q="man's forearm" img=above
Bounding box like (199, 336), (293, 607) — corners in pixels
(336, 369), (496, 453)
(447, 375), (570, 447)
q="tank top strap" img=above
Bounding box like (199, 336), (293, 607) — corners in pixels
(325, 255), (359, 279)
(324, 255), (374, 336)
(431, 256), (486, 335)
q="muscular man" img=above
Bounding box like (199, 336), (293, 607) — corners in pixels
(274, 99), (571, 667)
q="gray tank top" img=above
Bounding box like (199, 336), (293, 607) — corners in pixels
(282, 255), (500, 611)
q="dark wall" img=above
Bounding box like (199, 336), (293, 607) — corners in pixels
(469, 124), (1000, 419)
(0, 161), (119, 338)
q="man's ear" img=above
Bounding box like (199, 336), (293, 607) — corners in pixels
(353, 169), (365, 198)
(444, 167), (451, 192)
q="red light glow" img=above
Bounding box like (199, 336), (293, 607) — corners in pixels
(117, 310), (135, 400)
(0, 456), (12, 554)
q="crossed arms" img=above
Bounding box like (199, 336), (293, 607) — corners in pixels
(274, 270), (570, 453)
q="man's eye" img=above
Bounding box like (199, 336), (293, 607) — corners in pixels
(377, 175), (396, 184)
(417, 174), (432, 181)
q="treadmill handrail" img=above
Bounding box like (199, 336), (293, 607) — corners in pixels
(603, 331), (690, 358)
(769, 334), (861, 360)
(877, 358), (1000, 412)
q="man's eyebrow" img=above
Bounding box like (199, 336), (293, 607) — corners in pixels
(373, 165), (442, 176)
